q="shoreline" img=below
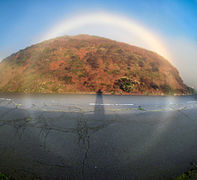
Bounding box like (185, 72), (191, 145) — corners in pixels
(0, 91), (195, 97)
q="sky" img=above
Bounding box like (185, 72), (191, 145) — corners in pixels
(0, 0), (197, 89)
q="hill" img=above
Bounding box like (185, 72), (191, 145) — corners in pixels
(0, 34), (193, 95)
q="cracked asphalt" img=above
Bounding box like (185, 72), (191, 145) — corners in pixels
(0, 94), (197, 180)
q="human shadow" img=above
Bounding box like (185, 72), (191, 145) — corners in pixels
(80, 89), (105, 176)
(94, 89), (105, 116)
(2, 99), (197, 180)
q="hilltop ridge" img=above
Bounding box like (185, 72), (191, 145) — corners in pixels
(0, 34), (193, 95)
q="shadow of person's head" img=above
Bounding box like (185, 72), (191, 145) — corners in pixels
(96, 89), (103, 95)
(94, 89), (105, 116)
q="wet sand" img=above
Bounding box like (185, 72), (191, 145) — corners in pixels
(0, 94), (197, 179)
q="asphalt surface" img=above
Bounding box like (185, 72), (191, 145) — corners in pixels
(0, 94), (197, 179)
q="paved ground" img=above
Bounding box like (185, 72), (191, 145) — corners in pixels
(0, 94), (197, 179)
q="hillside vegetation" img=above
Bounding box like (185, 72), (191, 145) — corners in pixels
(0, 34), (193, 95)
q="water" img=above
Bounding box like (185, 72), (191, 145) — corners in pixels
(0, 94), (197, 179)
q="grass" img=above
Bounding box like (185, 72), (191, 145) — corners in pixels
(138, 106), (145, 111)
(174, 165), (197, 180)
(0, 172), (9, 180)
(110, 108), (136, 112)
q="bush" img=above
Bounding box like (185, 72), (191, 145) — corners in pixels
(0, 172), (9, 180)
(78, 72), (88, 78)
(160, 84), (173, 94)
(115, 48), (123, 53)
(138, 60), (144, 67)
(114, 77), (133, 92)
(108, 70), (119, 75)
(86, 57), (99, 69)
(149, 62), (159, 72)
(59, 76), (73, 84)
(150, 82), (159, 89)
(16, 51), (29, 65)
(187, 87), (195, 94)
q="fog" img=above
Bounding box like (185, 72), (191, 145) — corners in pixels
(0, 20), (196, 91)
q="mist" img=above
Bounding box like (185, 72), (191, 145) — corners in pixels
(165, 37), (197, 90)
(0, 16), (196, 91)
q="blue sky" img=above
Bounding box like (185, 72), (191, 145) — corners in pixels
(0, 0), (197, 88)
(1, 0), (197, 54)
(1, 0), (197, 42)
